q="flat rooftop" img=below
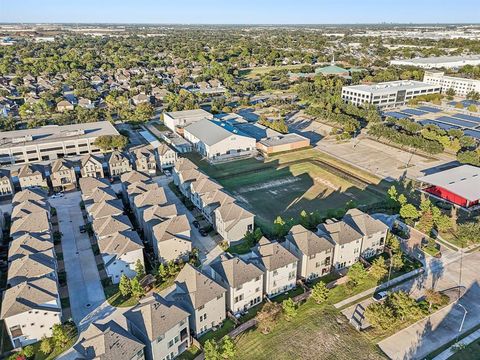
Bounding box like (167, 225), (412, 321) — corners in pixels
(418, 164), (480, 201)
(343, 80), (437, 95)
(164, 109), (213, 120)
(185, 119), (252, 146)
(259, 133), (309, 147)
(393, 55), (480, 64)
(0, 121), (119, 149)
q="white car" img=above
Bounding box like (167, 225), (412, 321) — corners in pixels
(372, 291), (388, 302)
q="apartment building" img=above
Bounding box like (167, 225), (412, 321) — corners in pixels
(183, 119), (256, 162)
(210, 255), (263, 315)
(0, 121), (118, 165)
(163, 109), (213, 134)
(50, 158), (77, 191)
(423, 70), (480, 97)
(317, 209), (388, 270)
(285, 225), (334, 280)
(252, 238), (298, 298)
(164, 264), (227, 336)
(390, 55), (480, 69)
(80, 154), (104, 178)
(75, 321), (145, 360)
(125, 294), (191, 360)
(341, 80), (441, 109)
(17, 164), (48, 190)
(107, 151), (132, 177)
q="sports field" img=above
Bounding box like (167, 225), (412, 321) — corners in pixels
(186, 149), (386, 233)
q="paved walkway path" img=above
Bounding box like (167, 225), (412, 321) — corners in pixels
(433, 328), (480, 360)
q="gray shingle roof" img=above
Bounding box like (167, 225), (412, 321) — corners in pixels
(253, 237), (298, 271)
(287, 225), (334, 256)
(211, 255), (263, 289)
(174, 264), (226, 309)
(152, 215), (191, 243)
(93, 215), (132, 238)
(125, 294), (189, 340)
(98, 230), (143, 255)
(75, 320), (145, 360)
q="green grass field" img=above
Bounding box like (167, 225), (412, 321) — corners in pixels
(234, 304), (384, 360)
(185, 149), (386, 233)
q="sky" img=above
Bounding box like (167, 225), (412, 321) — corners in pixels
(1, 0), (479, 24)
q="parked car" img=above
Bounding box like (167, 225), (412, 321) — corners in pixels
(199, 228), (208, 237)
(79, 225), (86, 233)
(372, 291), (388, 302)
(164, 170), (171, 176)
(192, 220), (200, 228)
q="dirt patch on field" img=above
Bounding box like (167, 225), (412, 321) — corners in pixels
(236, 177), (302, 193)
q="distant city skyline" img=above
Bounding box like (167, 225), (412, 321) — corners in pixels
(1, 0), (480, 24)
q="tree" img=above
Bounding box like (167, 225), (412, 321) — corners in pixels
(386, 233), (401, 254)
(130, 277), (145, 299)
(400, 204), (420, 222)
(391, 253), (404, 271)
(220, 336), (236, 359)
(467, 104), (478, 113)
(157, 263), (168, 280)
(369, 257), (388, 281)
(387, 291), (423, 322)
(39, 337), (53, 355)
(93, 135), (128, 151)
(273, 216), (288, 238)
(347, 262), (368, 287)
(425, 289), (446, 311)
(282, 298), (297, 321)
(135, 260), (145, 279)
(119, 274), (132, 297)
(133, 102), (154, 122)
(456, 222), (480, 246)
(52, 324), (69, 348)
(446, 88), (456, 99)
(398, 194), (408, 206)
(311, 281), (329, 304)
(417, 208), (434, 235)
(365, 302), (395, 330)
(204, 339), (221, 360)
(23, 345), (35, 358)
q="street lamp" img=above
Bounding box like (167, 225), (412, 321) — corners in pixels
(455, 302), (468, 345)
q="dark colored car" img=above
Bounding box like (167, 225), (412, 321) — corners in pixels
(79, 225), (86, 233)
(199, 228), (208, 237)
(192, 220), (200, 228)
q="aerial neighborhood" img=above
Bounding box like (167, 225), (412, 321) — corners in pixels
(0, 12), (480, 360)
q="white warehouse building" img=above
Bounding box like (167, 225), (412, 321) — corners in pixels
(341, 80), (441, 109)
(390, 55), (480, 69)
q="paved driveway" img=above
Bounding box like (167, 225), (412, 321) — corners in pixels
(50, 192), (109, 330)
(378, 251), (480, 360)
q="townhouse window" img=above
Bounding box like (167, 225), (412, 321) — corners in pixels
(325, 248), (332, 253)
(273, 270), (278, 276)
(167, 339), (174, 348)
(216, 294), (223, 300)
(236, 285), (243, 291)
(255, 287), (260, 292)
(255, 276), (260, 282)
(198, 304), (205, 310)
(174, 335), (180, 344)
(180, 319), (186, 326)
(156, 335), (164, 343)
(316, 262), (321, 268)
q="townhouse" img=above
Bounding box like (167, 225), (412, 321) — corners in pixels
(251, 238), (298, 298)
(156, 143), (177, 171)
(173, 159), (254, 244)
(75, 320), (145, 360)
(317, 209), (389, 270)
(98, 230), (144, 284)
(17, 164), (48, 190)
(0, 169), (14, 197)
(151, 215), (192, 263)
(107, 151), (133, 178)
(80, 154), (105, 178)
(50, 158), (77, 191)
(130, 145), (157, 175)
(210, 254), (263, 315)
(125, 294), (191, 360)
(285, 225), (334, 280)
(163, 264), (226, 336)
(132, 185), (168, 231)
(142, 204), (178, 245)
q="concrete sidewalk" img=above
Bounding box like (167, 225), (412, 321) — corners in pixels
(433, 328), (480, 360)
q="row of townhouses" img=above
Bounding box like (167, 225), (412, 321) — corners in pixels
(120, 170), (193, 265)
(0, 142), (178, 196)
(0, 188), (62, 348)
(173, 158), (254, 244)
(69, 208), (389, 359)
(79, 176), (145, 284)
